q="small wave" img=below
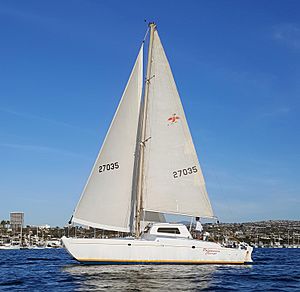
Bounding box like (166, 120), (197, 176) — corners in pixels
(0, 280), (24, 286)
(201, 286), (238, 291)
(26, 257), (61, 261)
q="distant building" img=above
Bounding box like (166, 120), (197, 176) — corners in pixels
(10, 212), (24, 230)
(39, 224), (50, 229)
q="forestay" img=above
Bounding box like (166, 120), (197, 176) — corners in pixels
(142, 31), (214, 218)
(72, 45), (143, 232)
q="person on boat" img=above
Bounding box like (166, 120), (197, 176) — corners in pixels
(203, 231), (210, 241)
(195, 217), (203, 240)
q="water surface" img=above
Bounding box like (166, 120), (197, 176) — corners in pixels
(0, 248), (299, 291)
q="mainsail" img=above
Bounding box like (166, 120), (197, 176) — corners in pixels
(142, 30), (214, 218)
(72, 45), (143, 232)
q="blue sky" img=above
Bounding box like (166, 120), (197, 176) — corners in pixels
(0, 1), (299, 226)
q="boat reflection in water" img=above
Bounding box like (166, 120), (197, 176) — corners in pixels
(63, 264), (220, 291)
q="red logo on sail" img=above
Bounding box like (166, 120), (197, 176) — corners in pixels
(168, 113), (180, 124)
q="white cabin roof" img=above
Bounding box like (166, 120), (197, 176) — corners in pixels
(144, 223), (192, 239)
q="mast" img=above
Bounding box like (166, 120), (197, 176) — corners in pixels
(135, 22), (156, 237)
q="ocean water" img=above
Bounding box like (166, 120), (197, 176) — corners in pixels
(0, 248), (299, 291)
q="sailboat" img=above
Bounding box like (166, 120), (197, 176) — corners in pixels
(62, 23), (253, 264)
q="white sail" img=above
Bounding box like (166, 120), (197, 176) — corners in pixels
(142, 31), (214, 218)
(72, 45), (143, 232)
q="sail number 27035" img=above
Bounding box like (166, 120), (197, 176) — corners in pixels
(98, 162), (119, 173)
(173, 166), (197, 178)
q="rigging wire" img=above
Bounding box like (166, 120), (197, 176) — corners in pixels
(142, 26), (150, 44)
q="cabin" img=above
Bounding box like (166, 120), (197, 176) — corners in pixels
(142, 223), (193, 239)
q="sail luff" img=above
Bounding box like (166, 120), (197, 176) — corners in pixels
(129, 50), (145, 234)
(135, 23), (156, 236)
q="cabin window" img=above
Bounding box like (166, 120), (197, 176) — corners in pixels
(157, 228), (180, 234)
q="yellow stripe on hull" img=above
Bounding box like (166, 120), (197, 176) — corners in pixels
(77, 258), (247, 265)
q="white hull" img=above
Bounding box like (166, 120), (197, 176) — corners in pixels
(62, 236), (253, 265)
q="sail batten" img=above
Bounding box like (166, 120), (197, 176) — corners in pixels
(72, 45), (144, 232)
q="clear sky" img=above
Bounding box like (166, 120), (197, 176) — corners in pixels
(0, 1), (299, 226)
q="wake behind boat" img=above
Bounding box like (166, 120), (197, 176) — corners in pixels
(62, 23), (253, 264)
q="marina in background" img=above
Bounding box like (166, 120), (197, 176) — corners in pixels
(0, 212), (62, 249)
(1, 213), (299, 249)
